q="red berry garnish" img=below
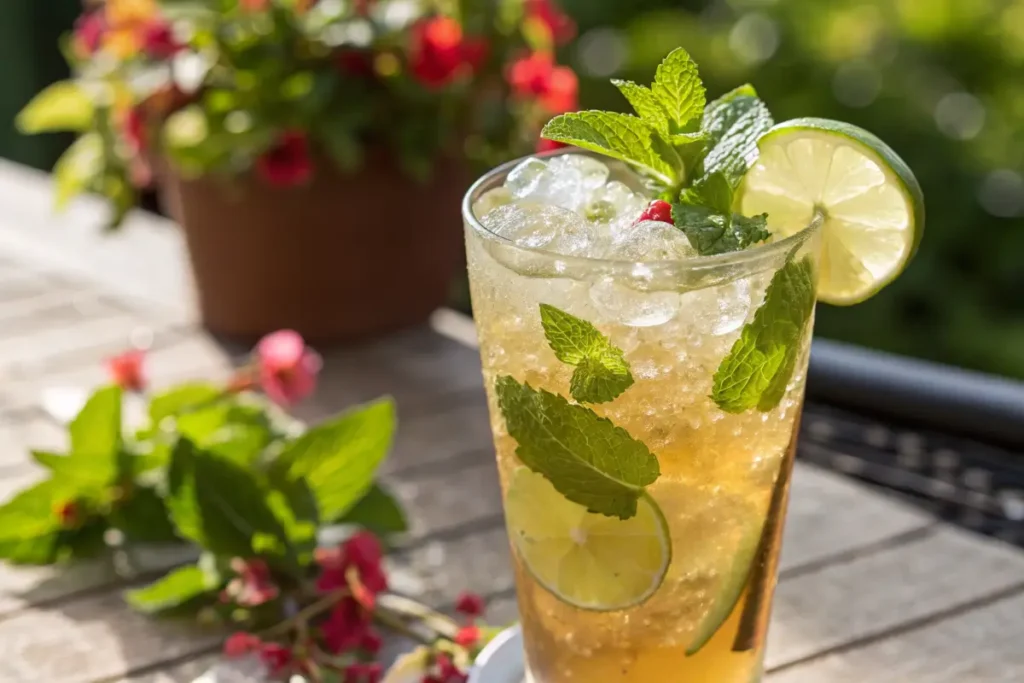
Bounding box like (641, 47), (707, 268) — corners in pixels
(636, 199), (674, 225)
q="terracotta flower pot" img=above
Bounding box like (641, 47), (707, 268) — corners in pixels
(158, 152), (468, 345)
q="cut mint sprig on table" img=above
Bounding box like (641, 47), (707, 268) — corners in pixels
(541, 48), (774, 256)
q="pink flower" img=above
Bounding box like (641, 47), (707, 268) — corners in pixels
(223, 632), (262, 658)
(322, 597), (372, 654)
(507, 53), (578, 114)
(343, 662), (383, 683)
(73, 12), (105, 59)
(256, 132), (314, 187)
(432, 653), (468, 683)
(107, 349), (146, 392)
(454, 624), (481, 648)
(409, 17), (487, 89)
(255, 329), (322, 406)
(140, 19), (182, 59)
(258, 642), (294, 675)
(454, 591), (486, 618)
(222, 558), (279, 607)
(315, 531), (388, 601)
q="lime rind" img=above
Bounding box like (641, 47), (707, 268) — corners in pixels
(739, 117), (924, 305)
(505, 467), (671, 612)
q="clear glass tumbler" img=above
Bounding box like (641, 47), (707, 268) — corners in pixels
(463, 151), (822, 683)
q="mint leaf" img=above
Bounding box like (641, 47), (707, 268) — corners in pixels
(267, 477), (320, 566)
(495, 376), (659, 519)
(0, 481), (68, 542)
(673, 173), (770, 256)
(62, 385), (123, 487)
(540, 304), (634, 403)
(0, 535), (62, 565)
(612, 80), (668, 131)
(167, 439), (292, 565)
(125, 565), (219, 614)
(542, 112), (679, 185)
(339, 484), (408, 537)
(700, 84), (774, 186)
(110, 487), (179, 544)
(32, 450), (110, 491)
(274, 397), (395, 523)
(712, 256), (816, 413)
(651, 48), (705, 133)
(149, 383), (222, 425)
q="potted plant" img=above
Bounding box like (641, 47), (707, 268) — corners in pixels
(17, 0), (579, 343)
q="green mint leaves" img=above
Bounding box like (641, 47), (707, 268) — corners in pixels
(541, 111), (679, 186)
(542, 47), (775, 257)
(712, 256), (816, 413)
(540, 304), (634, 404)
(673, 172), (771, 256)
(497, 305), (656, 519)
(496, 376), (659, 520)
(699, 84), (775, 187)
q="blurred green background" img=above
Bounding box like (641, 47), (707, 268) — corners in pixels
(6, 0), (1023, 379)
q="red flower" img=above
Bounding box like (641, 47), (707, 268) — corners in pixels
(123, 107), (147, 153)
(73, 12), (105, 59)
(223, 558), (279, 607)
(240, 0), (270, 10)
(353, 0), (374, 16)
(140, 19), (182, 59)
(433, 654), (468, 682)
(360, 628), (383, 655)
(343, 661), (383, 683)
(536, 137), (570, 153)
(54, 500), (81, 529)
(409, 17), (487, 89)
(258, 643), (294, 675)
(256, 132), (314, 187)
(223, 632), (262, 658)
(322, 597), (372, 654)
(315, 531), (388, 600)
(454, 591), (486, 618)
(254, 329), (322, 406)
(454, 625), (481, 648)
(507, 53), (578, 114)
(525, 0), (576, 45)
(107, 349), (146, 392)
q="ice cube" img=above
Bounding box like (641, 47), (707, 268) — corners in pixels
(547, 155), (610, 191)
(505, 158), (550, 199)
(679, 279), (753, 336)
(584, 181), (648, 225)
(481, 201), (593, 256)
(606, 220), (697, 261)
(472, 186), (512, 217)
(590, 277), (681, 327)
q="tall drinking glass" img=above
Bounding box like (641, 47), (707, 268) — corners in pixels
(463, 151), (822, 683)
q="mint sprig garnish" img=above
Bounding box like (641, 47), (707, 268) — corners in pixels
(540, 303), (634, 404)
(495, 376), (659, 519)
(541, 48), (774, 256)
(711, 256), (816, 413)
(673, 172), (771, 256)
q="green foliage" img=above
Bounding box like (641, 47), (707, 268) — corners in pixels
(712, 256), (817, 413)
(340, 484), (408, 538)
(495, 375), (659, 519)
(16, 81), (93, 134)
(673, 172), (770, 255)
(126, 564), (219, 614)
(539, 303), (634, 404)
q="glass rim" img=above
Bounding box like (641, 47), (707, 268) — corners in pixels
(461, 149), (824, 277)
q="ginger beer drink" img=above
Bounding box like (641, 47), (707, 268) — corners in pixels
(463, 48), (922, 683)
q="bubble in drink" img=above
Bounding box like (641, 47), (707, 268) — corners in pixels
(481, 201), (593, 256)
(606, 220), (697, 261)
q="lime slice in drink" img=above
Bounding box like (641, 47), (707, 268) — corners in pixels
(505, 467), (671, 611)
(738, 118), (924, 305)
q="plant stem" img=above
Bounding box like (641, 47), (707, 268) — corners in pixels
(262, 589), (347, 640)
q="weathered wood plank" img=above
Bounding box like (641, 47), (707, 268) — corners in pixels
(765, 526), (1024, 670)
(780, 464), (933, 572)
(767, 591), (1024, 683)
(0, 590), (217, 683)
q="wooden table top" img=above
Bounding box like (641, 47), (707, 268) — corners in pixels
(0, 160), (1021, 682)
